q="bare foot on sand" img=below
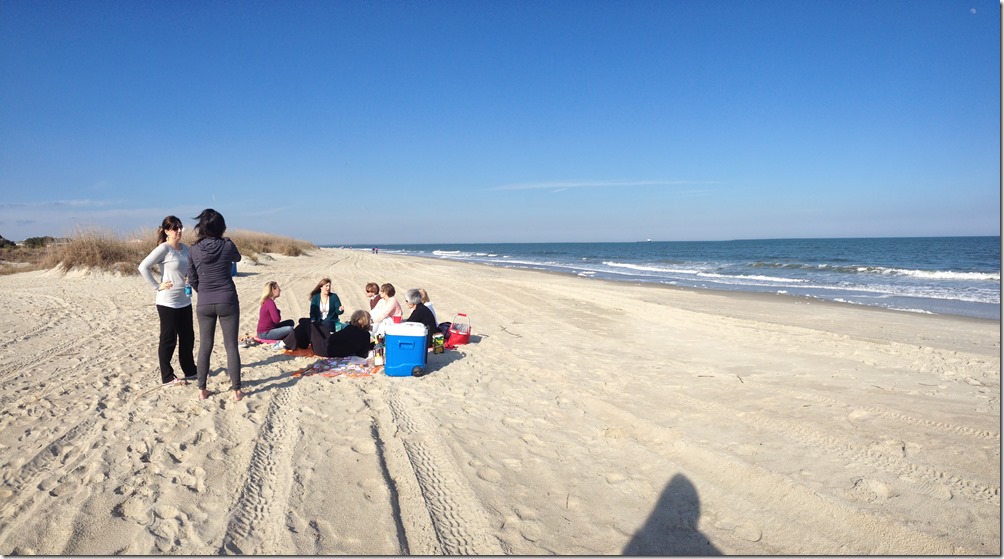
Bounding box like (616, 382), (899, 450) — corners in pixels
(233, 390), (244, 401)
(199, 389), (211, 400)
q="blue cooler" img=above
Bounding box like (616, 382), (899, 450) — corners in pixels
(384, 322), (427, 376)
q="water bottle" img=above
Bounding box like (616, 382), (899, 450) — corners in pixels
(184, 283), (192, 297)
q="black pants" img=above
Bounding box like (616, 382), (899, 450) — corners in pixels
(156, 304), (197, 384)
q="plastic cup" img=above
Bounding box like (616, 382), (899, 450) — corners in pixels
(392, 315), (402, 324)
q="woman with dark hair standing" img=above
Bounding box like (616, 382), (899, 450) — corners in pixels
(138, 215), (197, 385)
(187, 208), (244, 401)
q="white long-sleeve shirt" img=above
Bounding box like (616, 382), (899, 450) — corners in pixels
(139, 242), (191, 308)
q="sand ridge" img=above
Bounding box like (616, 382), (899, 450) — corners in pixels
(0, 248), (998, 554)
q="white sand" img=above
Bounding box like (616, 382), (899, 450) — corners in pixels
(0, 248), (998, 554)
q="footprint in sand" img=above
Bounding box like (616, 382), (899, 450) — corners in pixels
(604, 472), (627, 484)
(153, 503), (183, 522)
(37, 476), (58, 492)
(363, 483), (390, 503)
(514, 506), (538, 521)
(735, 443), (760, 456)
(847, 477), (900, 502)
(115, 494), (153, 524)
(501, 416), (525, 427)
(714, 519), (763, 542)
(520, 433), (544, 446)
(476, 467), (501, 483)
(519, 521), (543, 542)
(176, 467), (205, 492)
(350, 440), (377, 455)
(866, 439), (906, 458)
(601, 427), (626, 440)
(500, 458), (523, 471)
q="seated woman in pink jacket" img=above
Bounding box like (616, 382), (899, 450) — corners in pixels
(369, 282), (402, 334)
(257, 281), (297, 349)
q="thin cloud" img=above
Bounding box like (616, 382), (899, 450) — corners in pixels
(0, 200), (207, 240)
(0, 199), (110, 209)
(488, 180), (721, 192)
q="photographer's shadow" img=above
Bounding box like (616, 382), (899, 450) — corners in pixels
(623, 474), (721, 555)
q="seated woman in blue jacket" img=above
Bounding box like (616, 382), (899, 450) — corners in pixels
(309, 278), (345, 333)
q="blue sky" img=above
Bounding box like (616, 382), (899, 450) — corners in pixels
(1, 0), (999, 245)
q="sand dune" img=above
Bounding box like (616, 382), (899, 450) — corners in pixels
(0, 248), (998, 554)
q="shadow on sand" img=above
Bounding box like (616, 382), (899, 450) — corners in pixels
(623, 474), (721, 555)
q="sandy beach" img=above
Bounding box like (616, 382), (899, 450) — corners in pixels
(0, 247), (998, 555)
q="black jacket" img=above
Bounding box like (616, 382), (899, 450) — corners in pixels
(326, 324), (374, 358)
(405, 303), (438, 348)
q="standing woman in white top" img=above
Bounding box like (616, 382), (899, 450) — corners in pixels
(138, 215), (197, 386)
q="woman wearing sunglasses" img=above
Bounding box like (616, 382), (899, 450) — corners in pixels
(138, 215), (197, 386)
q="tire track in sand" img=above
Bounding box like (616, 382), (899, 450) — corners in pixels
(220, 384), (299, 554)
(368, 383), (503, 555)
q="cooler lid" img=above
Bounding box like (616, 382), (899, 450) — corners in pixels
(386, 322), (427, 337)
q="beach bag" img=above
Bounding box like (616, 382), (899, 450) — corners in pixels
(446, 313), (470, 346)
(310, 321), (333, 357)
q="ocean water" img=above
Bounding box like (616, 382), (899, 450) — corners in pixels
(335, 237), (1001, 320)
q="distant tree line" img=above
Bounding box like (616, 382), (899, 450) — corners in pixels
(0, 235), (65, 249)
(22, 236), (59, 248)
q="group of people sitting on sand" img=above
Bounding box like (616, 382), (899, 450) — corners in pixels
(139, 209), (441, 403)
(252, 279), (440, 356)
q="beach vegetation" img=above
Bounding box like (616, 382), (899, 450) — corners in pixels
(226, 229), (315, 263)
(0, 244), (47, 275)
(23, 236), (59, 249)
(0, 227), (316, 276)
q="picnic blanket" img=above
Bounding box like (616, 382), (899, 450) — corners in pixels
(282, 346), (317, 358)
(291, 355), (381, 379)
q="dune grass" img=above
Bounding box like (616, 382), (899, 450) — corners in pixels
(226, 229), (315, 262)
(0, 227), (317, 276)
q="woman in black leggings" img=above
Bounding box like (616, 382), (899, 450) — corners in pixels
(187, 208), (244, 401)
